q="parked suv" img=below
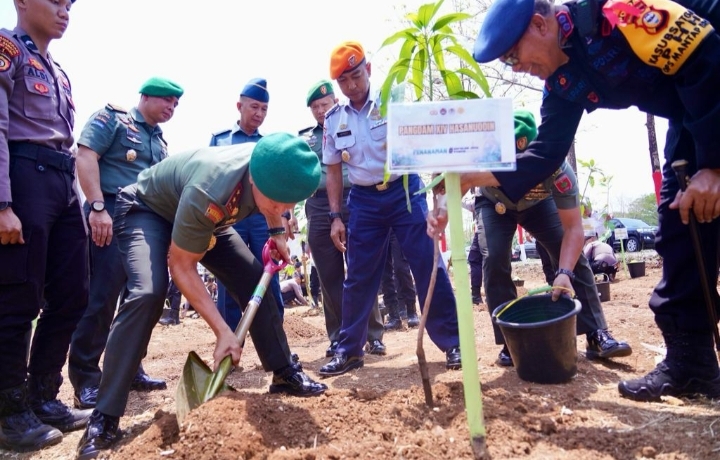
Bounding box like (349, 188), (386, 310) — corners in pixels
(605, 217), (657, 252)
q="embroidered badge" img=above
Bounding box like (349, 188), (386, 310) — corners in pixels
(516, 136), (528, 151)
(224, 182), (243, 215)
(207, 234), (217, 251)
(127, 124), (139, 133)
(307, 135), (317, 148)
(33, 82), (49, 94)
(126, 149), (137, 161)
(554, 174), (572, 193)
(495, 202), (506, 214)
(341, 150), (351, 162)
(556, 11), (575, 39)
(0, 36), (20, 57)
(0, 54), (9, 72)
(205, 203), (224, 224)
(28, 58), (43, 70)
(320, 85), (327, 95)
(348, 54), (357, 66)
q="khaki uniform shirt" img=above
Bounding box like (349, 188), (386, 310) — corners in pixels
(136, 144), (258, 253)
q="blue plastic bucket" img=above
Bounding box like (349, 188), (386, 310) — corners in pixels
(492, 294), (581, 384)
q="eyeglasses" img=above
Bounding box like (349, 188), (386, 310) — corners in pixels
(500, 45), (520, 67)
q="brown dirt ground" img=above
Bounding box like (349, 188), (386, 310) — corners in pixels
(7, 253), (720, 460)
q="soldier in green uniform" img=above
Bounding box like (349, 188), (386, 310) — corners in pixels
(68, 77), (183, 412)
(76, 133), (327, 459)
(300, 80), (386, 358)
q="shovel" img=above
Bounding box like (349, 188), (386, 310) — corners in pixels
(176, 239), (286, 424)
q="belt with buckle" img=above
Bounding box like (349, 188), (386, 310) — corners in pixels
(353, 179), (398, 192)
(9, 141), (75, 174)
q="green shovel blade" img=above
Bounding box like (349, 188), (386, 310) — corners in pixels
(176, 351), (233, 425)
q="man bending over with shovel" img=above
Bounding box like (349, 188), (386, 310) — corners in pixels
(76, 133), (327, 460)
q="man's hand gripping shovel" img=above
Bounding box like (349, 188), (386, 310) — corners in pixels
(176, 240), (286, 424)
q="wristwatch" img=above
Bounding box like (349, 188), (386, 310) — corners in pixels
(328, 211), (342, 223)
(0, 201), (11, 211)
(90, 200), (106, 213)
(555, 268), (576, 282)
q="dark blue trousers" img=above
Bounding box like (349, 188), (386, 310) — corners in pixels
(381, 230), (417, 319)
(0, 152), (88, 390)
(305, 190), (383, 343)
(650, 120), (720, 334)
(337, 175), (459, 357)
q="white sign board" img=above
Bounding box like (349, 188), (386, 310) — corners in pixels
(614, 228), (629, 240)
(386, 98), (517, 173)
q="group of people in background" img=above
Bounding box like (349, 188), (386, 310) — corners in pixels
(2, 0), (720, 458)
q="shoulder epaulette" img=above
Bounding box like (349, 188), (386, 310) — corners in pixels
(298, 126), (315, 136)
(324, 104), (340, 118)
(105, 103), (128, 114)
(0, 31), (20, 58)
(212, 128), (231, 137)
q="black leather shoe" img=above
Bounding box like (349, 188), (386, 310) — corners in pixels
(76, 410), (121, 460)
(365, 339), (387, 356)
(129, 371), (166, 392)
(325, 341), (339, 358)
(586, 329), (632, 360)
(496, 345), (513, 367)
(472, 295), (483, 305)
(446, 347), (461, 370)
(407, 314), (420, 328)
(74, 386), (98, 410)
(319, 353), (364, 377)
(33, 399), (92, 433)
(269, 367), (327, 397)
(383, 317), (402, 331)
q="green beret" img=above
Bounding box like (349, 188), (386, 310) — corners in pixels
(306, 80), (334, 106)
(250, 133), (321, 203)
(139, 77), (184, 98)
(514, 110), (537, 152)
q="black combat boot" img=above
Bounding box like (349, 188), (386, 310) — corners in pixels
(158, 300), (180, 326)
(406, 302), (420, 328)
(619, 332), (720, 402)
(471, 286), (482, 305)
(28, 374), (92, 432)
(0, 383), (62, 452)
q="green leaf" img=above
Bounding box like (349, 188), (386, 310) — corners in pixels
(440, 69), (463, 96)
(456, 68), (491, 97)
(432, 12), (472, 31)
(418, 1), (438, 28)
(449, 90), (481, 99)
(410, 49), (427, 100)
(380, 28), (419, 48)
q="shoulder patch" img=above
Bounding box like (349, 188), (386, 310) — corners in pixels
(324, 104), (340, 118)
(0, 35), (20, 58)
(205, 203), (224, 224)
(212, 128), (231, 137)
(553, 174), (572, 193)
(298, 126), (315, 136)
(105, 103), (128, 113)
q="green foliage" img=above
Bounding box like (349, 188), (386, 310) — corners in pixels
(379, 0), (490, 114)
(577, 158), (613, 219)
(626, 193), (659, 225)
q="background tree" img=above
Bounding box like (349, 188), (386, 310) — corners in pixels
(625, 193), (659, 225)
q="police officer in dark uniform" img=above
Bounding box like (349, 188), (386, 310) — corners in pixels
(76, 133), (327, 459)
(209, 78), (286, 327)
(300, 80), (386, 358)
(68, 77), (184, 411)
(0, 0), (91, 452)
(471, 0), (720, 401)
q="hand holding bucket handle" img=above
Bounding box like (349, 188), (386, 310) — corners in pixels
(208, 240), (287, 396)
(495, 285), (574, 319)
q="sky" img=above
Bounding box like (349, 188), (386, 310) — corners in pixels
(1, 0), (668, 209)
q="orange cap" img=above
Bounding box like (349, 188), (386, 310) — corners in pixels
(329, 41), (365, 80)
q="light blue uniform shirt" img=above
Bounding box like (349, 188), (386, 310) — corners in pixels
(209, 123), (261, 146)
(322, 87), (397, 186)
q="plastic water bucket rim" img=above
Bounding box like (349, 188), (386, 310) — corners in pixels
(492, 297), (582, 329)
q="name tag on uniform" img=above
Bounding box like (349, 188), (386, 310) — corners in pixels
(337, 131), (352, 138)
